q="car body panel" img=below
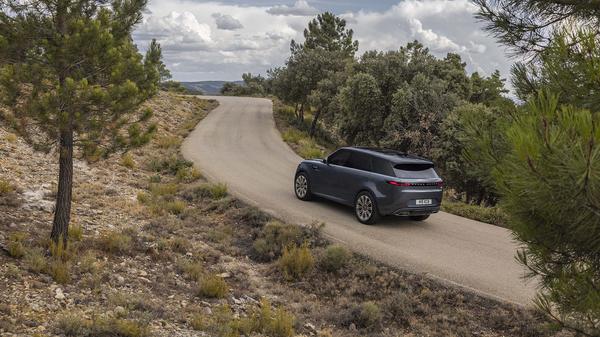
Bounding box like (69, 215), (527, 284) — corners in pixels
(295, 147), (443, 218)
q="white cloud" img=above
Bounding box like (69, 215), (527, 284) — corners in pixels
(212, 13), (244, 30)
(133, 0), (513, 86)
(267, 0), (319, 16)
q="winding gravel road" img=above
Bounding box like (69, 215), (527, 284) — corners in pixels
(182, 96), (536, 305)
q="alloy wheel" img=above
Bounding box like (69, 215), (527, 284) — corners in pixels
(295, 174), (308, 198)
(356, 194), (373, 221)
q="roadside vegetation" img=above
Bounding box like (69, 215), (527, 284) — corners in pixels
(222, 4), (600, 334)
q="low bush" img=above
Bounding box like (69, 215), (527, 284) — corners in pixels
(155, 134), (181, 149)
(228, 206), (270, 228)
(163, 200), (187, 215)
(48, 259), (71, 284)
(0, 178), (14, 195)
(7, 232), (27, 258)
(441, 200), (508, 227)
(24, 247), (46, 273)
(320, 245), (351, 273)
(344, 301), (382, 330)
(56, 314), (151, 337)
(4, 132), (17, 143)
(145, 155), (193, 175)
(253, 221), (302, 261)
(278, 243), (314, 281)
(69, 224), (83, 242)
(120, 153), (136, 169)
(197, 274), (229, 298)
(176, 166), (202, 183)
(182, 183), (228, 201)
(298, 141), (324, 159)
(282, 129), (304, 144)
(177, 258), (204, 281)
(99, 229), (133, 255)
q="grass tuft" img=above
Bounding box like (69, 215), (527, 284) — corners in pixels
(120, 153), (136, 168)
(320, 245), (351, 273)
(197, 274), (229, 298)
(7, 232), (27, 259)
(278, 243), (314, 281)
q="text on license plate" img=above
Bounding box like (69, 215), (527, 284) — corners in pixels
(416, 199), (433, 206)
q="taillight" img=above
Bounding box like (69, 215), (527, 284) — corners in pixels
(436, 181), (444, 188)
(387, 181), (413, 187)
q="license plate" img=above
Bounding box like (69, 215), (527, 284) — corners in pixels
(416, 199), (432, 206)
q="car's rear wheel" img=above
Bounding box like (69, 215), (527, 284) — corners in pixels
(294, 172), (312, 201)
(410, 215), (430, 221)
(355, 191), (380, 225)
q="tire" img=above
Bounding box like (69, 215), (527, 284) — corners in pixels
(354, 191), (381, 225)
(294, 172), (312, 201)
(410, 215), (430, 221)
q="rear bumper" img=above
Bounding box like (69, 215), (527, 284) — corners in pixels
(376, 188), (443, 216)
(392, 206), (440, 216)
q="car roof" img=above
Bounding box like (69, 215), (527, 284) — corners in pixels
(341, 147), (433, 165)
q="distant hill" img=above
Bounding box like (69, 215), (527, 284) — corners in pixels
(180, 81), (243, 95)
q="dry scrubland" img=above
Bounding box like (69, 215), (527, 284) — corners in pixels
(0, 92), (567, 337)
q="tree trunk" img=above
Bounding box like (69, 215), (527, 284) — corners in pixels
(294, 103), (299, 120)
(309, 109), (321, 137)
(51, 128), (73, 247)
(298, 103), (305, 124)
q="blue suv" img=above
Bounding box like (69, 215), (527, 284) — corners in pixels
(294, 147), (443, 224)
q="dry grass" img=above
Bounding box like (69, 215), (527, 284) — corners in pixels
(278, 243), (314, 281)
(196, 274), (229, 299)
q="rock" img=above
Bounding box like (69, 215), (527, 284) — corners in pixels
(304, 322), (316, 333)
(139, 270), (148, 277)
(217, 272), (231, 278)
(203, 307), (212, 315)
(55, 288), (65, 300)
(115, 275), (125, 284)
(349, 323), (357, 331)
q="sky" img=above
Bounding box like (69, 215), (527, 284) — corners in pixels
(132, 0), (514, 84)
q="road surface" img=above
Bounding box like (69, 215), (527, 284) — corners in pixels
(182, 96), (536, 305)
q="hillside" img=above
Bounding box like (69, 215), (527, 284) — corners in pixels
(0, 92), (567, 337)
(180, 81), (243, 95)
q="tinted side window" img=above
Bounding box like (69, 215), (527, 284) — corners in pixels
(371, 157), (394, 176)
(347, 152), (372, 171)
(328, 150), (351, 166)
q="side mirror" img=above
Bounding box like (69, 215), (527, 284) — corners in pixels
(322, 158), (329, 165)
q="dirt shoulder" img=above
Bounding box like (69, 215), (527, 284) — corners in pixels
(0, 92), (565, 337)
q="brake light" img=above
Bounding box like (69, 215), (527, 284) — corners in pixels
(436, 181), (444, 188)
(387, 181), (413, 187)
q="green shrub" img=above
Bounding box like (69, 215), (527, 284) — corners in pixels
(90, 317), (150, 337)
(56, 314), (88, 336)
(278, 243), (314, 281)
(120, 153), (136, 168)
(298, 142), (324, 159)
(47, 259), (71, 284)
(253, 221), (302, 261)
(24, 247), (46, 273)
(156, 134), (181, 149)
(441, 200), (507, 227)
(69, 224), (83, 241)
(0, 179), (14, 194)
(145, 155), (193, 175)
(197, 274), (229, 298)
(282, 129), (304, 144)
(183, 183), (227, 201)
(176, 166), (202, 183)
(7, 232), (27, 258)
(177, 259), (204, 281)
(228, 206), (270, 228)
(99, 229), (133, 255)
(79, 251), (100, 274)
(136, 192), (151, 204)
(163, 200), (186, 215)
(4, 132), (17, 143)
(149, 183), (178, 197)
(320, 245), (351, 273)
(168, 237), (190, 254)
(268, 307), (295, 337)
(345, 301), (382, 329)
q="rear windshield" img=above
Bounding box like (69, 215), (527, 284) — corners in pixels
(393, 163), (438, 179)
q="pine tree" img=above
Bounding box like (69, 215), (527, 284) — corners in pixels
(495, 92), (600, 335)
(147, 39), (172, 82)
(0, 0), (160, 246)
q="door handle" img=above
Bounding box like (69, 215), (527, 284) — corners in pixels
(311, 165), (319, 170)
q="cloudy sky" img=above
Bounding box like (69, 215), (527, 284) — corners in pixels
(133, 0), (514, 83)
